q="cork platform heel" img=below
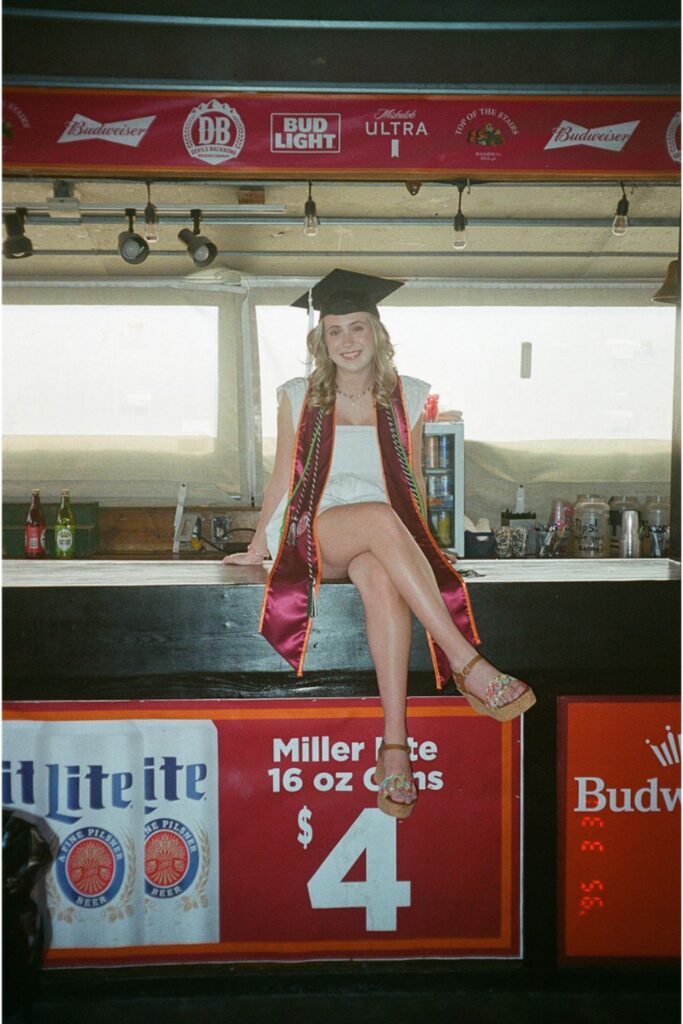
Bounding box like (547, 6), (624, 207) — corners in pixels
(453, 653), (536, 722)
(374, 742), (417, 820)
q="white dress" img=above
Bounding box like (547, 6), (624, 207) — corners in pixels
(264, 374), (430, 558)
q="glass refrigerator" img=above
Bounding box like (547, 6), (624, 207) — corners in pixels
(422, 421), (465, 557)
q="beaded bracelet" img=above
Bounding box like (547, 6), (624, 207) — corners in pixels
(247, 542), (269, 559)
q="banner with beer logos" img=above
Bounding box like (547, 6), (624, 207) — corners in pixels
(2, 697), (521, 965)
(558, 696), (681, 961)
(3, 88), (679, 179)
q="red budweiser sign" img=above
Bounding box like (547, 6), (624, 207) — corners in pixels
(3, 88), (679, 178)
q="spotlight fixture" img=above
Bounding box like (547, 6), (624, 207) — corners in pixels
(2, 208), (33, 259)
(452, 182), (468, 251)
(118, 208), (149, 264)
(612, 182), (630, 237)
(178, 209), (217, 268)
(303, 182), (319, 237)
(143, 182), (159, 244)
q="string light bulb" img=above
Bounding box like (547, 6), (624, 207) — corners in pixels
(303, 182), (319, 237)
(452, 182), (468, 251)
(612, 182), (630, 237)
(143, 182), (159, 243)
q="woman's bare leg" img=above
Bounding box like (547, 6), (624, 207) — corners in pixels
(347, 552), (416, 805)
(318, 502), (527, 705)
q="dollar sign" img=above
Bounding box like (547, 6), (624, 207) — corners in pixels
(297, 805), (313, 849)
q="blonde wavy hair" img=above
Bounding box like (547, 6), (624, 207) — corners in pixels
(305, 313), (398, 410)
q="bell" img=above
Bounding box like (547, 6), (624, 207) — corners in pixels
(652, 259), (679, 304)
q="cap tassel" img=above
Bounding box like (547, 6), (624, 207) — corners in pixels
(307, 287), (315, 333)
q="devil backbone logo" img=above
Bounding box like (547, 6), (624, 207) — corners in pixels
(144, 818), (201, 899)
(183, 99), (246, 165)
(55, 827), (126, 908)
(666, 112), (681, 163)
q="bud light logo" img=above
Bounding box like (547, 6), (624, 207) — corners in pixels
(182, 99), (246, 165)
(271, 113), (341, 152)
(55, 827), (126, 908)
(144, 818), (199, 898)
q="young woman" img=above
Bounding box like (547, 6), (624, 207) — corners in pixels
(225, 271), (535, 819)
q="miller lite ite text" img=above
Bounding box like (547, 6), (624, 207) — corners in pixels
(141, 720), (219, 945)
(2, 715), (219, 952)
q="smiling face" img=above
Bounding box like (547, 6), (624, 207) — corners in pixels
(323, 312), (375, 378)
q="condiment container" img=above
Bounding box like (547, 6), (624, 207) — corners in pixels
(573, 493), (610, 558)
(642, 495), (670, 558)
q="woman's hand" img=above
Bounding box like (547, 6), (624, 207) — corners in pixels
(222, 548), (268, 566)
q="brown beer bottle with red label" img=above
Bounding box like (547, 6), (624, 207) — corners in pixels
(25, 488), (47, 558)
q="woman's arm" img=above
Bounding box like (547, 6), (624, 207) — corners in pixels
(411, 416), (428, 514)
(223, 392), (296, 564)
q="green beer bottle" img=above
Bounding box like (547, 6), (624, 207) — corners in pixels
(55, 488), (76, 559)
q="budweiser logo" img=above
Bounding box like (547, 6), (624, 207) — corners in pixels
(545, 119), (639, 152)
(574, 724), (682, 814)
(58, 113), (155, 147)
(646, 724), (682, 767)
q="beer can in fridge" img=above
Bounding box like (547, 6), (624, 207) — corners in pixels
(425, 436), (440, 468)
(438, 435), (451, 468)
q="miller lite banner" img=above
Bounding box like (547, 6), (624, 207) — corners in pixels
(3, 88), (679, 179)
(2, 698), (521, 965)
(559, 697), (681, 961)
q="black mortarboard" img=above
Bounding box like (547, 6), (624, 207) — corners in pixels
(291, 269), (403, 320)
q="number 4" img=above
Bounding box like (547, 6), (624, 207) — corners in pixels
(307, 808), (411, 931)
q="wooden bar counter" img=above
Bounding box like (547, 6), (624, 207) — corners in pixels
(2, 556), (680, 990)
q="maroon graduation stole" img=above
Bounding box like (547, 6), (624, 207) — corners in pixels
(259, 379), (479, 687)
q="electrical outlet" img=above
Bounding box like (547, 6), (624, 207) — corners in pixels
(211, 514), (229, 545)
(179, 512), (199, 546)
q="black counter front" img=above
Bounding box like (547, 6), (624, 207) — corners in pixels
(2, 558), (680, 992)
(3, 558), (680, 698)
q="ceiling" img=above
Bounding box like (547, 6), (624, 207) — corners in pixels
(2, 2), (680, 287)
(2, 178), (678, 285)
(3, 1), (680, 93)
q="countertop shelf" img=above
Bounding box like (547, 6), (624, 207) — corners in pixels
(2, 557), (680, 588)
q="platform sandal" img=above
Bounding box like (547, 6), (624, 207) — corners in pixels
(453, 653), (536, 722)
(374, 742), (417, 820)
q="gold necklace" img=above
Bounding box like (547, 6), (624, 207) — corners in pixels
(335, 382), (372, 405)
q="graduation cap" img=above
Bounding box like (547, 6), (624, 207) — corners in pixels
(292, 269), (403, 321)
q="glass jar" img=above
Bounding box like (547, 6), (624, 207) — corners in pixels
(573, 493), (610, 558)
(608, 495), (641, 557)
(642, 495), (670, 558)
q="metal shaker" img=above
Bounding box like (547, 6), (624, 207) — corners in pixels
(619, 509), (640, 558)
